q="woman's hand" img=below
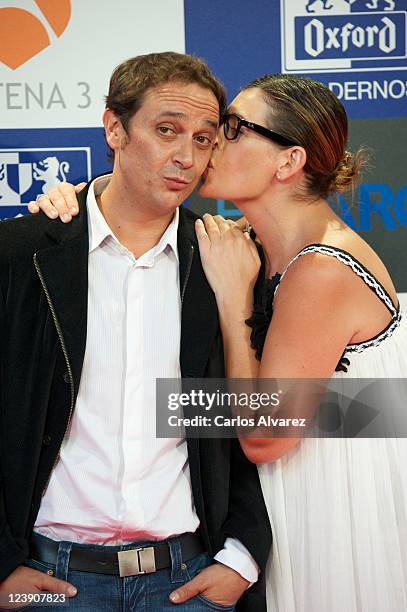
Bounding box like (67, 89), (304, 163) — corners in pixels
(27, 182), (85, 222)
(195, 213), (260, 310)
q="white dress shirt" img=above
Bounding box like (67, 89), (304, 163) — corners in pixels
(34, 175), (258, 583)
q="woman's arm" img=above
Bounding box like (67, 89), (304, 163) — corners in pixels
(196, 217), (357, 464)
(241, 253), (357, 463)
(196, 214), (261, 378)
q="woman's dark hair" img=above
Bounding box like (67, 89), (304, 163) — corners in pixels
(243, 74), (367, 197)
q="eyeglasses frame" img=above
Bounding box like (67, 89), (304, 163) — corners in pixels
(223, 113), (297, 147)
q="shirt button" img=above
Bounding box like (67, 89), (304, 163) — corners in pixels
(42, 434), (52, 446)
(62, 371), (70, 383)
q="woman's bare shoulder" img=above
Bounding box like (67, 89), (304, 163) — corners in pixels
(323, 229), (398, 305)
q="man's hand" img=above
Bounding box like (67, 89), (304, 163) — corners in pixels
(169, 562), (249, 606)
(0, 566), (77, 610)
(27, 182), (85, 222)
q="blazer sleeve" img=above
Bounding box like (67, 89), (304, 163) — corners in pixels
(222, 437), (272, 573)
(205, 326), (272, 573)
(0, 278), (28, 581)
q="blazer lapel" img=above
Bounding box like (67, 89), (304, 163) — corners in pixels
(34, 188), (89, 397)
(178, 207), (219, 379)
(177, 207), (220, 536)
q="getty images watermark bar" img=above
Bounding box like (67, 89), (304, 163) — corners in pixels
(156, 378), (407, 439)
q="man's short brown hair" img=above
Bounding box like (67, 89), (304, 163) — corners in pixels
(105, 51), (226, 158)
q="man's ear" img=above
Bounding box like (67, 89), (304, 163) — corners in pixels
(276, 146), (307, 182)
(103, 109), (127, 153)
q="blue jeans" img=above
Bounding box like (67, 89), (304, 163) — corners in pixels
(22, 534), (235, 611)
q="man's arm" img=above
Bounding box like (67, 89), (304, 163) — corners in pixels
(222, 437), (272, 572)
(202, 309), (272, 575)
(204, 324), (272, 572)
(0, 281), (28, 581)
(0, 259), (78, 604)
(213, 538), (259, 585)
(169, 331), (271, 607)
(168, 442), (270, 608)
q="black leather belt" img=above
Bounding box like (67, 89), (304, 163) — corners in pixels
(30, 532), (204, 577)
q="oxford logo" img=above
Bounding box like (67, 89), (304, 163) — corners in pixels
(281, 0), (407, 73)
(304, 16), (397, 57)
(0, 148), (90, 207)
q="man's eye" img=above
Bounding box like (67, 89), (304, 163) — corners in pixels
(157, 126), (175, 135)
(195, 135), (212, 147)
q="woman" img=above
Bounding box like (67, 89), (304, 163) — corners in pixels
(32, 74), (407, 611)
(195, 74), (407, 612)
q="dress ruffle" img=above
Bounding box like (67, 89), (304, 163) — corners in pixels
(245, 273), (282, 361)
(246, 270), (352, 372)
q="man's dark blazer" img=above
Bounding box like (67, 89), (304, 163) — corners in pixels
(0, 181), (272, 610)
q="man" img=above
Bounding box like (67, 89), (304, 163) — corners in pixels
(0, 52), (271, 611)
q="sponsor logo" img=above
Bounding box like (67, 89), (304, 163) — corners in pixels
(305, 1), (395, 13)
(217, 184), (407, 230)
(0, 147), (90, 207)
(0, 0), (71, 70)
(281, 0), (407, 73)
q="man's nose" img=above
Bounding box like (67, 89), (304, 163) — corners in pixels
(173, 139), (194, 169)
(208, 139), (219, 167)
(215, 127), (225, 150)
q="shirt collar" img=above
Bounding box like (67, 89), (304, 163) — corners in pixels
(87, 175), (115, 253)
(87, 174), (179, 262)
(147, 207), (179, 264)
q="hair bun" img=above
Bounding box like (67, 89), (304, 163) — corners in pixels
(328, 149), (368, 194)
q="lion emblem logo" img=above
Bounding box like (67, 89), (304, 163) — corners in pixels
(33, 156), (70, 193)
(305, 0), (395, 12)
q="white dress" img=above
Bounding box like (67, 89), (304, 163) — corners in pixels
(254, 245), (407, 612)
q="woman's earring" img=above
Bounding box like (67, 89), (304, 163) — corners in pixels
(276, 172), (281, 180)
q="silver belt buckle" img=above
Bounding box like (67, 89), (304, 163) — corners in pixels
(118, 546), (156, 577)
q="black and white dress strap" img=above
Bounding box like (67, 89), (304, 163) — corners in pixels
(276, 243), (401, 356)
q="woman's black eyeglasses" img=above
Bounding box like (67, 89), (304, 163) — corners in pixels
(222, 113), (297, 147)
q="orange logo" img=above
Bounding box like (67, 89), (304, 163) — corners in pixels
(0, 1), (71, 70)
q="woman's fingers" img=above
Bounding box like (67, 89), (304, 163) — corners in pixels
(74, 182), (87, 193)
(28, 183), (79, 221)
(28, 194), (58, 219)
(27, 199), (41, 214)
(194, 213), (260, 299)
(202, 213), (222, 240)
(56, 182), (79, 215)
(200, 213), (252, 248)
(195, 219), (211, 252)
(203, 214), (238, 240)
(213, 214), (230, 234)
